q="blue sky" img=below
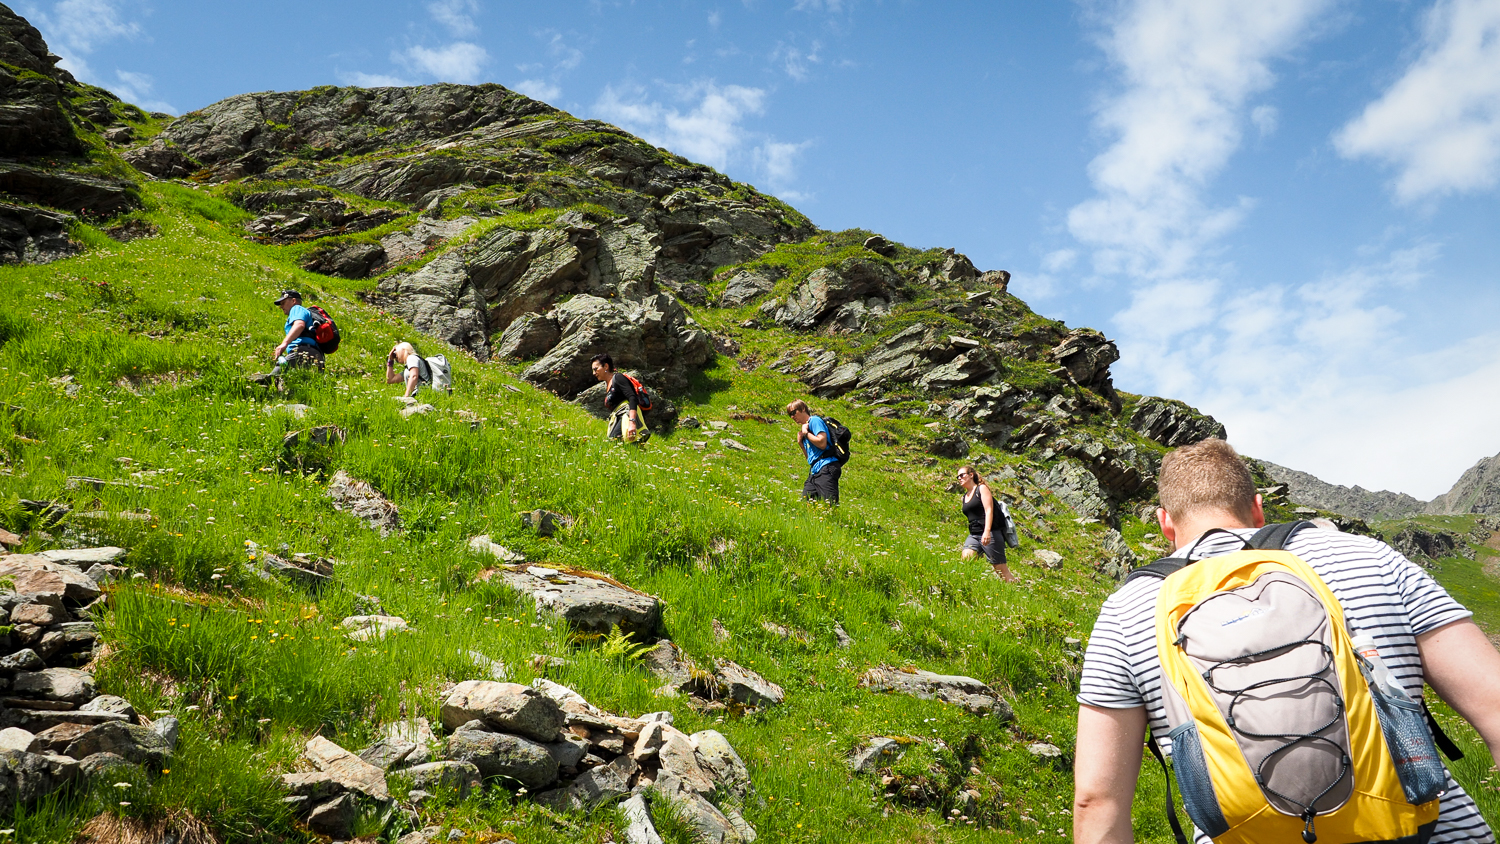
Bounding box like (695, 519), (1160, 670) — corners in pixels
(20, 0), (1500, 499)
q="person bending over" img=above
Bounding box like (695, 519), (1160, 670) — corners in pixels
(385, 342), (427, 398)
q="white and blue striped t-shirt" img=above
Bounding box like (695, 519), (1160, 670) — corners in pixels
(1078, 526), (1493, 844)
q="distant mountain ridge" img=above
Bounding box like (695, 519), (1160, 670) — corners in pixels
(1261, 451), (1500, 521)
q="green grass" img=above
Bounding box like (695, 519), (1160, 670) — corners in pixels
(2, 180), (1496, 844)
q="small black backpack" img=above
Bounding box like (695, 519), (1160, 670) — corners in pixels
(820, 416), (852, 465)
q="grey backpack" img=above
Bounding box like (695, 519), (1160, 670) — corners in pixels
(417, 355), (453, 394)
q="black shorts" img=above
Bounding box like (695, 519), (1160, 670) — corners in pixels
(803, 463), (841, 503)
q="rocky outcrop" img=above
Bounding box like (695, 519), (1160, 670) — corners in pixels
(1258, 460), (1424, 522)
(0, 203), (79, 264)
(773, 258), (903, 330)
(1129, 397), (1227, 449)
(0, 6), (81, 157)
(1427, 451), (1500, 516)
(1048, 329), (1120, 405)
(0, 164), (138, 219)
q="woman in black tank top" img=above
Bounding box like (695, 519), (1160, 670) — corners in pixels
(958, 466), (1016, 582)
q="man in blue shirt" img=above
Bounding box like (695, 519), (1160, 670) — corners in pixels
(787, 398), (840, 503)
(272, 290), (325, 373)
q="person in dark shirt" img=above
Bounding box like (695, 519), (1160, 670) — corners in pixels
(591, 353), (650, 443)
(957, 466), (1016, 581)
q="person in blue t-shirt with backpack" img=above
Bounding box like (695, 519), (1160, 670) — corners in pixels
(787, 398), (841, 504)
(271, 290), (325, 373)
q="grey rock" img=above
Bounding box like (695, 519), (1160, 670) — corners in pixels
(534, 753), (636, 811)
(380, 216), (481, 266)
(665, 791), (747, 844)
(280, 770), (345, 803)
(712, 660), (784, 707)
(691, 730), (750, 800)
(443, 728), (558, 788)
(400, 403), (436, 418)
(1036, 460), (1113, 521)
(858, 667), (1013, 720)
(78, 695), (135, 721)
(440, 680), (565, 742)
(1257, 459), (1421, 522)
(642, 639), (700, 695)
(656, 729), (715, 798)
(926, 432), (970, 460)
(917, 351), (996, 391)
(0, 203), (80, 265)
(29, 723), (91, 755)
(303, 735), (391, 801)
(545, 734), (588, 772)
(862, 235), (898, 258)
(1, 709), (128, 732)
(1048, 329), (1120, 405)
(63, 721), (170, 766)
(1428, 451), (1500, 516)
(494, 312), (561, 360)
(0, 728), (36, 753)
(307, 793), (357, 839)
(149, 716), (180, 751)
(327, 470), (401, 535)
(1028, 742), (1064, 758)
(360, 738), (418, 771)
(718, 269), (779, 307)
(1129, 397), (1227, 450)
(12, 668), (95, 702)
(848, 737), (904, 773)
(1032, 550), (1064, 569)
(0, 163), (138, 218)
(620, 793), (665, 844)
(83, 564), (127, 585)
(395, 761), (481, 799)
(0, 749), (80, 814)
(489, 566), (661, 638)
(300, 241), (387, 279)
(0, 555), (102, 604)
(77, 751), (132, 779)
(37, 547), (126, 568)
(522, 292), (710, 399)
(341, 615), (410, 642)
(774, 259), (901, 330)
(8, 601), (62, 627)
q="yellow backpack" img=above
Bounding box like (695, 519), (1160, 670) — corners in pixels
(1126, 523), (1452, 844)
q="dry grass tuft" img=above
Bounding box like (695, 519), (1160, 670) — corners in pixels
(78, 811), (217, 844)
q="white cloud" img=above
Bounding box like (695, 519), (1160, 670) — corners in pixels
(23, 0), (142, 85)
(792, 0), (844, 11)
(339, 70), (414, 88)
(544, 32), (585, 71)
(1334, 0), (1500, 202)
(1067, 0), (1330, 280)
(398, 42), (490, 84)
(754, 140), (812, 199)
(1107, 241), (1500, 498)
(708, 10), (722, 28)
(773, 40), (822, 81)
(514, 78), (562, 102)
(1041, 248), (1077, 273)
(427, 0), (480, 37)
(110, 69), (174, 114)
(1251, 104), (1278, 136)
(595, 80), (767, 171)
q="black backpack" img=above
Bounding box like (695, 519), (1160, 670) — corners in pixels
(820, 416), (852, 465)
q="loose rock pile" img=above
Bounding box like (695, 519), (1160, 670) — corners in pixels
(281, 679), (758, 842)
(0, 547), (179, 813)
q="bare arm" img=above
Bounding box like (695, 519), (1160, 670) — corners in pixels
(274, 319), (306, 356)
(385, 353), (401, 384)
(404, 365), (420, 397)
(1418, 618), (1500, 764)
(1074, 704), (1145, 844)
(979, 484), (995, 541)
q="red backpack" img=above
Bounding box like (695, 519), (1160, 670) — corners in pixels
(622, 373), (653, 411)
(305, 306), (341, 354)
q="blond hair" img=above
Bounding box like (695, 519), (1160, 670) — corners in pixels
(1158, 438), (1257, 524)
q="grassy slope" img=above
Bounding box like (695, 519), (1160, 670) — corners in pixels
(1, 184), (1495, 842)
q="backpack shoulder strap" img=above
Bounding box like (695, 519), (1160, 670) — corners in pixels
(1246, 520), (1311, 551)
(415, 355), (431, 383)
(1122, 557), (1189, 586)
(1144, 733), (1193, 844)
